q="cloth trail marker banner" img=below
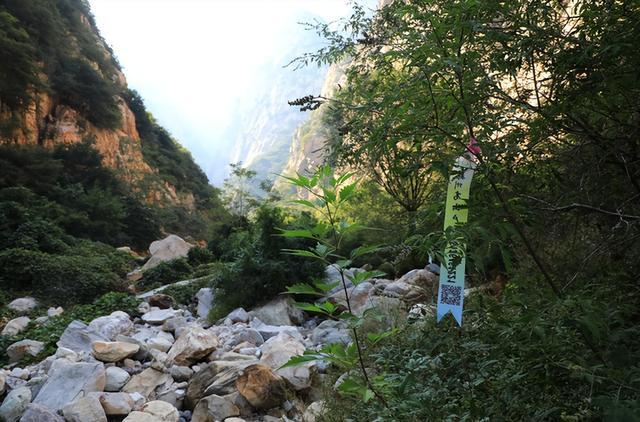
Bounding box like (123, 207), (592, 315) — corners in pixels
(436, 140), (479, 326)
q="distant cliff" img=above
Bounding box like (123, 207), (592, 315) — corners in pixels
(0, 0), (225, 241)
(0, 0), (209, 210)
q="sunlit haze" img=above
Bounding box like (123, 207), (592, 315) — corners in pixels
(89, 0), (353, 184)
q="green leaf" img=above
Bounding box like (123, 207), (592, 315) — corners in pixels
(313, 280), (340, 293)
(279, 354), (320, 369)
(338, 183), (357, 203)
(335, 259), (353, 269)
(322, 187), (337, 204)
(350, 245), (382, 260)
(290, 199), (317, 209)
(282, 249), (320, 259)
(285, 283), (324, 296)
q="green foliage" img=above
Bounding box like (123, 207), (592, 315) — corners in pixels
(321, 277), (640, 420)
(0, 10), (38, 109)
(0, 0), (122, 128)
(51, 57), (121, 129)
(0, 292), (138, 366)
(187, 246), (215, 266)
(0, 245), (132, 306)
(160, 274), (216, 306)
(209, 205), (325, 321)
(222, 162), (258, 217)
(0, 143), (161, 249)
(281, 165), (389, 404)
(137, 258), (193, 291)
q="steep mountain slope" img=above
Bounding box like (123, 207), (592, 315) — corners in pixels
(222, 19), (328, 191)
(0, 0), (224, 240)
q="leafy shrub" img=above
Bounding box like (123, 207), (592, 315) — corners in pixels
(210, 206), (325, 320)
(321, 277), (640, 421)
(137, 258), (193, 291)
(0, 246), (131, 306)
(187, 246), (215, 266)
(160, 273), (219, 306)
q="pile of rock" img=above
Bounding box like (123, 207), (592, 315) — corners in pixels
(0, 266), (440, 421)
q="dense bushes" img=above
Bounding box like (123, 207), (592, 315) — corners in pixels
(0, 143), (161, 249)
(0, 0), (122, 128)
(210, 206), (325, 319)
(0, 244), (132, 306)
(321, 275), (640, 420)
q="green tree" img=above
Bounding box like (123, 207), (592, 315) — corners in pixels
(222, 162), (258, 217)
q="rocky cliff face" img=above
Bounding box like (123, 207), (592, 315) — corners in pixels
(0, 3), (197, 209)
(280, 63), (347, 179)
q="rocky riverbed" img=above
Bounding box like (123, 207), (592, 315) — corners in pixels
(0, 268), (440, 422)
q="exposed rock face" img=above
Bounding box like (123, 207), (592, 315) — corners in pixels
(0, 386), (31, 422)
(195, 288), (214, 319)
(62, 396), (108, 422)
(123, 401), (179, 422)
(260, 332), (311, 390)
(121, 368), (171, 400)
(249, 296), (304, 326)
(105, 366), (131, 392)
(33, 360), (106, 411)
(191, 394), (240, 422)
(235, 364), (287, 410)
(57, 320), (109, 353)
(18, 403), (64, 422)
(88, 311), (134, 340)
(167, 326), (218, 366)
(142, 235), (194, 271)
(92, 341), (140, 362)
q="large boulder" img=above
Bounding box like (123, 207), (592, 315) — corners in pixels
(104, 366), (131, 392)
(167, 326), (218, 366)
(226, 308), (250, 324)
(195, 288), (214, 319)
(33, 360), (105, 411)
(191, 394), (240, 422)
(88, 311), (133, 341)
(260, 332), (311, 390)
(91, 392), (134, 416)
(249, 318), (301, 341)
(311, 320), (351, 346)
(249, 296), (304, 326)
(397, 269), (439, 291)
(6, 340), (44, 363)
(56, 320), (109, 353)
(121, 368), (171, 399)
(123, 401), (179, 422)
(92, 341), (139, 362)
(141, 309), (181, 325)
(186, 360), (258, 407)
(142, 234), (194, 271)
(7, 297), (38, 314)
(18, 403), (64, 422)
(148, 294), (175, 309)
(0, 386), (31, 422)
(2, 316), (31, 336)
(235, 364), (286, 410)
(328, 281), (376, 316)
(62, 395), (107, 422)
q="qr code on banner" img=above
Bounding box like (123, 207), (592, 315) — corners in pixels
(441, 285), (462, 306)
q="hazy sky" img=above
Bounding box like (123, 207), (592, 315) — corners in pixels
(89, 0), (353, 183)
